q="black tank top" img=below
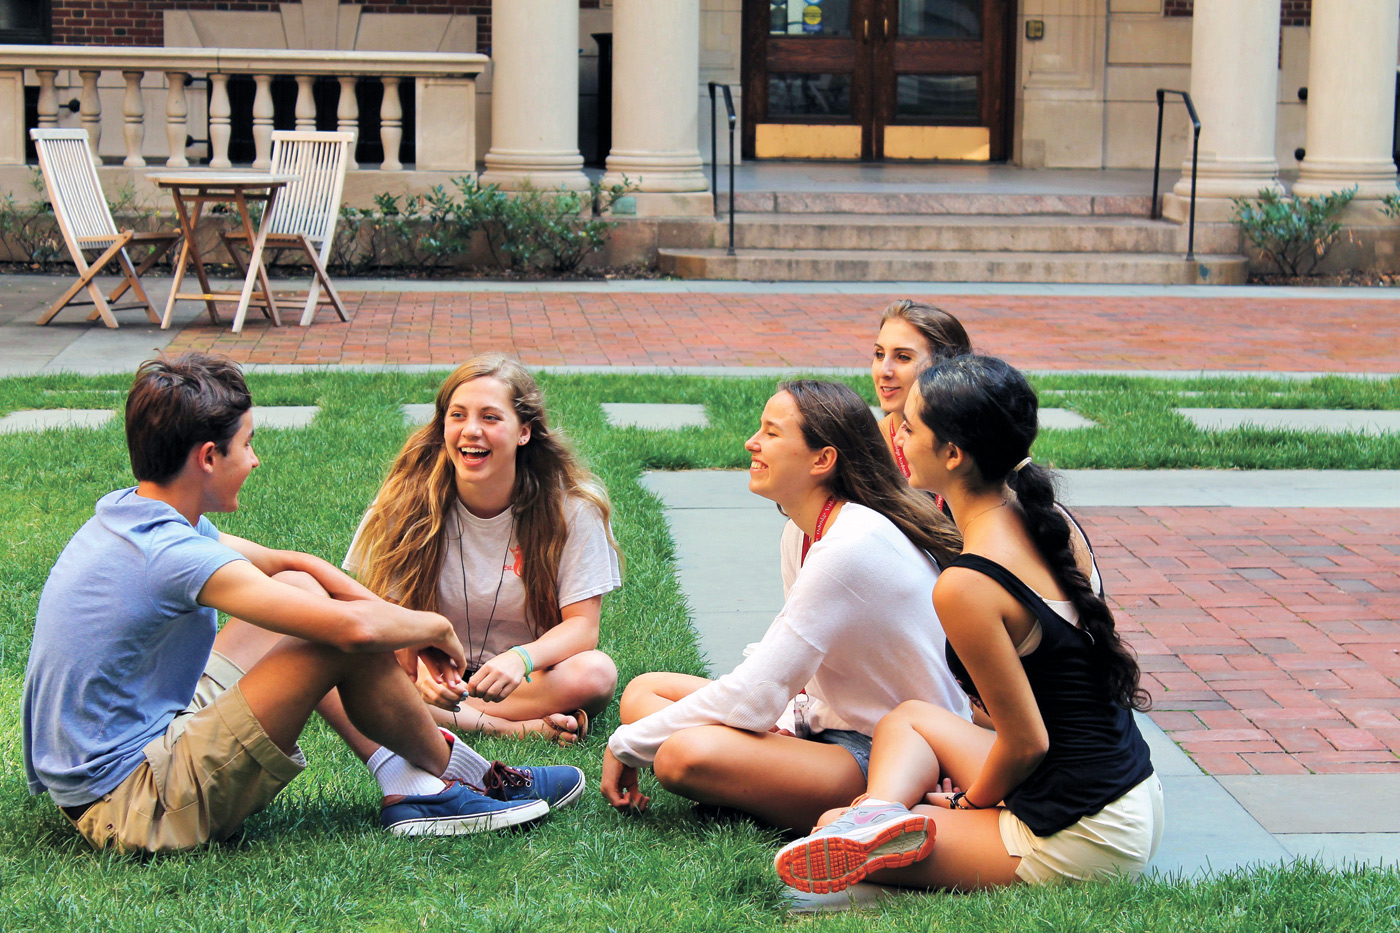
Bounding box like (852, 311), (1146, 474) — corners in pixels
(945, 554), (1153, 836)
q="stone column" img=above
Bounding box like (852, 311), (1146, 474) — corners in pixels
(1292, 0), (1400, 213)
(480, 0), (587, 191)
(1164, 0), (1283, 222)
(602, 0), (711, 216)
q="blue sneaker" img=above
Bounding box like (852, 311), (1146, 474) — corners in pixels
(381, 781), (548, 836)
(477, 761), (586, 810)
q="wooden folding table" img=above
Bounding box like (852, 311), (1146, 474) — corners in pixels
(151, 172), (298, 333)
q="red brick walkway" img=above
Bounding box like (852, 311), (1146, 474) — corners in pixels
(167, 291), (1400, 371)
(1086, 508), (1400, 775)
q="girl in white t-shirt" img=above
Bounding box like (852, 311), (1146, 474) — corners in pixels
(600, 380), (970, 832)
(346, 354), (622, 744)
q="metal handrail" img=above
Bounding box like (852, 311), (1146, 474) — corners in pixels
(1151, 88), (1201, 261)
(708, 81), (737, 257)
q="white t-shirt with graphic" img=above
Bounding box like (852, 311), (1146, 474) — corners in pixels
(345, 495), (621, 669)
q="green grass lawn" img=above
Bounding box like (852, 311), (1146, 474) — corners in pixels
(1, 371), (1397, 932)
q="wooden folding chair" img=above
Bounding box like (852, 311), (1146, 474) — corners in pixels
(220, 130), (356, 327)
(29, 129), (180, 328)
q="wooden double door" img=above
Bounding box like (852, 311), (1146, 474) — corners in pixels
(742, 0), (1012, 161)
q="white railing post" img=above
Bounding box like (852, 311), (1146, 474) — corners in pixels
(295, 74), (316, 130)
(78, 69), (102, 153)
(337, 75), (359, 169)
(164, 71), (189, 167)
(252, 73), (274, 169)
(36, 69), (58, 127)
(209, 72), (231, 168)
(380, 75), (403, 170)
(121, 70), (145, 166)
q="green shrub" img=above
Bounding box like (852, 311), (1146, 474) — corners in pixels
(1230, 186), (1356, 275)
(0, 169), (165, 271)
(459, 175), (638, 273)
(1381, 191), (1400, 219)
(332, 185), (474, 274)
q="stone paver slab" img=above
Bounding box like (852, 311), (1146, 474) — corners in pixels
(603, 402), (709, 430)
(401, 403), (436, 424)
(1040, 407), (1096, 429)
(1217, 775), (1400, 834)
(1178, 408), (1400, 435)
(1276, 833), (1400, 869)
(0, 408), (114, 433)
(252, 406), (319, 429)
(1059, 469), (1400, 508)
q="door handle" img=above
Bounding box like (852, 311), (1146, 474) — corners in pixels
(864, 19), (869, 39)
(885, 18), (890, 39)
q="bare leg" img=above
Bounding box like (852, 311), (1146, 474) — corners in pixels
(870, 806), (1021, 891)
(864, 700), (997, 806)
(437, 650), (618, 741)
(618, 670), (712, 722)
(212, 571), (446, 775)
(810, 699), (1021, 891)
(654, 726), (866, 833)
(618, 671), (864, 832)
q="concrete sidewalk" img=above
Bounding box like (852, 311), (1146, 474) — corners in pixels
(640, 469), (1400, 888)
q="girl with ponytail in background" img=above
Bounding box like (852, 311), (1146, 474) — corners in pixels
(775, 355), (1161, 893)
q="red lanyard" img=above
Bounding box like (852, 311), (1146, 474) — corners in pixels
(891, 421), (946, 512)
(800, 496), (838, 565)
(890, 420), (911, 479)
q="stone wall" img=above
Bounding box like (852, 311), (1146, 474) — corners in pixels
(50, 1), (607, 51)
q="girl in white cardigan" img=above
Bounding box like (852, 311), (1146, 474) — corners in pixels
(601, 380), (970, 832)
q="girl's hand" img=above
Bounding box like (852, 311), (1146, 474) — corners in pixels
(466, 649), (528, 703)
(923, 777), (961, 807)
(600, 747), (650, 812)
(415, 650), (467, 710)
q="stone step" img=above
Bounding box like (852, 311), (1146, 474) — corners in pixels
(660, 213), (1240, 255)
(656, 248), (1249, 285)
(714, 191), (1154, 216)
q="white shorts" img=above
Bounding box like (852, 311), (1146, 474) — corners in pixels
(999, 774), (1164, 885)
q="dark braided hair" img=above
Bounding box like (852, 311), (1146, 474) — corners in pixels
(914, 356), (1150, 711)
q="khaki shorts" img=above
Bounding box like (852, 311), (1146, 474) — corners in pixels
(65, 651), (306, 854)
(999, 774), (1164, 885)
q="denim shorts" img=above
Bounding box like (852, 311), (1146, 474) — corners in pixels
(810, 728), (873, 778)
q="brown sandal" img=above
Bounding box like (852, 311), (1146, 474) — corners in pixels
(543, 709), (590, 745)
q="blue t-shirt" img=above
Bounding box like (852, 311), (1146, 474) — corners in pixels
(22, 488), (245, 806)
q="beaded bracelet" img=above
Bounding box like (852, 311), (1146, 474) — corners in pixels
(509, 646), (534, 683)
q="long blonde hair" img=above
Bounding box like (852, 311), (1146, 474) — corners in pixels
(348, 354), (618, 635)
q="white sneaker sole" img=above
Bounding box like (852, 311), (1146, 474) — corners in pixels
(387, 798), (549, 836)
(774, 813), (935, 894)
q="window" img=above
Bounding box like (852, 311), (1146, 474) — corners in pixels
(0, 0), (52, 44)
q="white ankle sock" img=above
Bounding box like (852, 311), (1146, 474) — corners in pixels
(366, 747), (447, 798)
(438, 728), (491, 787)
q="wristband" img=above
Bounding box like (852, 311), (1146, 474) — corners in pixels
(509, 646), (534, 683)
(949, 791), (981, 810)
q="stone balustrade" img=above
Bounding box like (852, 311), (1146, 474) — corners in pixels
(0, 45), (488, 173)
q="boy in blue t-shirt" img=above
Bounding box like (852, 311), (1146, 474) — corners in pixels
(22, 352), (583, 853)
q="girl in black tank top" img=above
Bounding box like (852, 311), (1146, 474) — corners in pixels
(774, 356), (1159, 894)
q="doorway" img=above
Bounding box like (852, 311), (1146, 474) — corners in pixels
(741, 0), (1013, 161)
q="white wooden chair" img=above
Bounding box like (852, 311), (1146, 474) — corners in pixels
(220, 130), (355, 326)
(30, 129), (180, 328)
